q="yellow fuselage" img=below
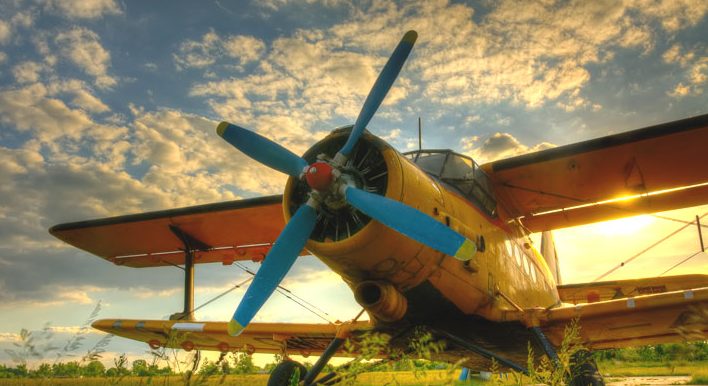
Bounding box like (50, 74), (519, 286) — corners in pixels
(283, 131), (559, 325)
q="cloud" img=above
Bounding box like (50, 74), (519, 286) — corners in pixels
(55, 27), (117, 88)
(187, 31), (399, 151)
(662, 43), (707, 97)
(0, 142), (175, 304)
(130, 106), (286, 201)
(326, 0), (706, 110)
(222, 35), (267, 65)
(663, 44), (693, 65)
(174, 30), (265, 70)
(48, 79), (110, 113)
(633, 0), (708, 32)
(463, 132), (555, 163)
(668, 82), (691, 98)
(0, 83), (94, 141)
(44, 0), (122, 19)
(0, 20), (10, 44)
(0, 333), (19, 343)
(186, 0), (708, 145)
(10, 11), (34, 28)
(174, 30), (220, 69)
(12, 61), (47, 83)
(0, 76), (293, 305)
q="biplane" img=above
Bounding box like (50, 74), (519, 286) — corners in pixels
(50, 31), (708, 385)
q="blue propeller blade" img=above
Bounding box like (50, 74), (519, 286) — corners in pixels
(343, 186), (476, 261)
(217, 122), (309, 178)
(228, 203), (318, 336)
(337, 30), (418, 159)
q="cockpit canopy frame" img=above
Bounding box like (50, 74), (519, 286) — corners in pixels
(404, 149), (497, 217)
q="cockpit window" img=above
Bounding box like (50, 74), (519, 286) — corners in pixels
(405, 150), (497, 217)
(409, 152), (446, 176)
(441, 154), (473, 180)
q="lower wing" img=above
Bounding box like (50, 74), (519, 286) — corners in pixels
(540, 286), (708, 349)
(92, 319), (372, 357)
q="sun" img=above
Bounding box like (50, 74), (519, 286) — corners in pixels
(587, 214), (655, 236)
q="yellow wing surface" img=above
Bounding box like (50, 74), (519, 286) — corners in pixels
(539, 285), (708, 349)
(556, 274), (708, 304)
(483, 114), (708, 231)
(92, 319), (372, 356)
(49, 195), (296, 268)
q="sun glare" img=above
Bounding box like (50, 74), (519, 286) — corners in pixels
(585, 214), (655, 236)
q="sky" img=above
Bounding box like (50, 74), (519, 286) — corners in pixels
(0, 0), (707, 368)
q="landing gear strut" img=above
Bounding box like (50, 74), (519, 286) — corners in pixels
(302, 337), (346, 385)
(530, 327), (604, 386)
(268, 319), (356, 386)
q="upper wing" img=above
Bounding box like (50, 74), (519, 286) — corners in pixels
(482, 114), (708, 232)
(92, 319), (372, 357)
(540, 286), (708, 349)
(49, 195), (291, 268)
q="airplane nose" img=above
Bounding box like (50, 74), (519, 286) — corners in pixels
(305, 161), (335, 191)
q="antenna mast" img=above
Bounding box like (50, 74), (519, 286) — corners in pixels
(418, 116), (422, 150)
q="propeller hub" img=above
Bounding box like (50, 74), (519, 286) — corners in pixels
(305, 161), (335, 191)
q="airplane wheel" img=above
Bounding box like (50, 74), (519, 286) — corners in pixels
(569, 350), (604, 386)
(268, 360), (307, 386)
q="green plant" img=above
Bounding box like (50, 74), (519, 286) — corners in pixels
(518, 319), (585, 385)
(691, 372), (708, 385)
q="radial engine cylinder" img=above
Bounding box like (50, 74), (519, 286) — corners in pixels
(354, 281), (408, 322)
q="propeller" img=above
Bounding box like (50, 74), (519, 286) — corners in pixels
(342, 186), (476, 261)
(217, 122), (308, 178)
(217, 30), (477, 336)
(227, 200), (318, 336)
(333, 30), (418, 165)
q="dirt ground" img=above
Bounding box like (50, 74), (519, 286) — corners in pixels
(606, 376), (692, 385)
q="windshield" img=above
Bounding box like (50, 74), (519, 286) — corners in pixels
(405, 150), (497, 216)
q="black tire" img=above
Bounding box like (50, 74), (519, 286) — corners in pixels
(268, 360), (307, 386)
(569, 350), (604, 386)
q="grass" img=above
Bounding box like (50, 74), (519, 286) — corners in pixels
(4, 306), (706, 385)
(596, 360), (708, 377)
(691, 370), (708, 385)
(2, 364), (708, 386)
(0, 375), (270, 385)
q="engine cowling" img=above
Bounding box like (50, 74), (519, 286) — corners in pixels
(283, 127), (450, 290)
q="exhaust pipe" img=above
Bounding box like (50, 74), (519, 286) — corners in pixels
(354, 281), (407, 322)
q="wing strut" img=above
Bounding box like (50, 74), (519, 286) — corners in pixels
(168, 225), (212, 321)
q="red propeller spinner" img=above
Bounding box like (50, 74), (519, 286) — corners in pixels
(305, 161), (335, 191)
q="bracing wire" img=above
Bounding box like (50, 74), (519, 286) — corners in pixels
(591, 211), (708, 283)
(233, 262), (335, 324)
(234, 262), (333, 319)
(187, 276), (253, 317)
(658, 250), (704, 277)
